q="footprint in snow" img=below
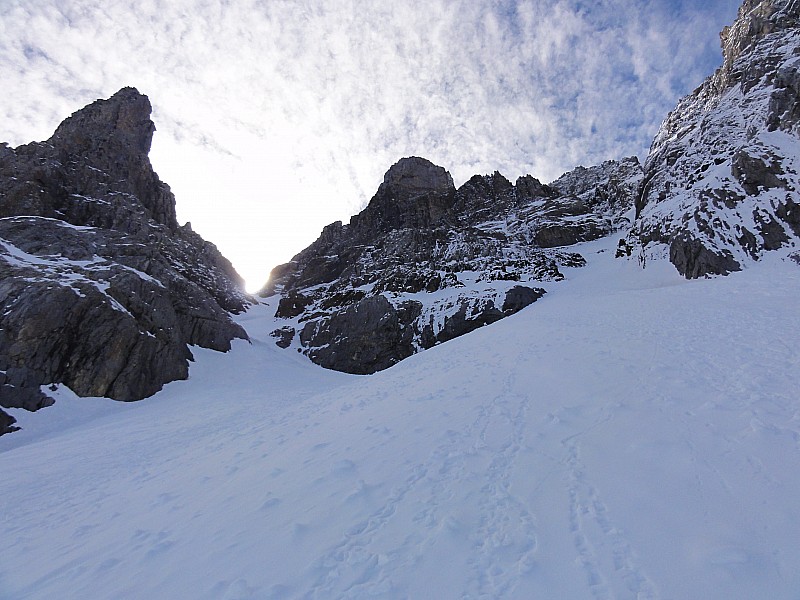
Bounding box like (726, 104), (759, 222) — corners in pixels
(259, 497), (282, 511)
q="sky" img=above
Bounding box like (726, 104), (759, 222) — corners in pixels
(1, 0), (741, 290)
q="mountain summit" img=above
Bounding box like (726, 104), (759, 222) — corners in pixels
(0, 87), (252, 433)
(261, 156), (641, 374)
(2, 87), (176, 230)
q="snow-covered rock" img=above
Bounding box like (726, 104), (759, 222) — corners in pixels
(261, 156), (641, 374)
(265, 0), (800, 380)
(631, 0), (800, 277)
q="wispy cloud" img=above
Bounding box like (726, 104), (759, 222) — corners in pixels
(0, 0), (741, 288)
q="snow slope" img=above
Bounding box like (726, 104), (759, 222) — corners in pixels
(2, 240), (800, 599)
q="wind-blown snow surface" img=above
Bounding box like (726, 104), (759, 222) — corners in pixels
(2, 238), (800, 599)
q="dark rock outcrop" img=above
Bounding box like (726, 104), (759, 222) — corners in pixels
(364, 156), (455, 231)
(502, 285), (547, 314)
(668, 232), (743, 278)
(0, 405), (19, 435)
(1, 87), (177, 233)
(270, 326), (295, 349)
(631, 0), (800, 277)
(260, 155), (640, 374)
(300, 295), (420, 374)
(427, 285), (546, 346)
(0, 88), (252, 430)
(296, 285), (546, 375)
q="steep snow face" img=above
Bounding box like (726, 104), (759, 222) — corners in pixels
(2, 237), (800, 599)
(633, 0), (800, 277)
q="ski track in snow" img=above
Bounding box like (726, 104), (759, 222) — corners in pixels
(303, 352), (540, 599)
(2, 237), (800, 599)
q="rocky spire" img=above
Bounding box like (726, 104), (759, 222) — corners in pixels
(376, 156), (455, 201)
(715, 0), (800, 91)
(0, 88), (252, 432)
(350, 157), (457, 234)
(48, 86), (178, 229)
(51, 86), (156, 155)
(0, 87), (177, 231)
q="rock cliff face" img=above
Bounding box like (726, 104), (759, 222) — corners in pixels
(631, 0), (800, 277)
(6, 0), (794, 430)
(0, 88), (251, 433)
(262, 0), (800, 375)
(261, 156), (641, 374)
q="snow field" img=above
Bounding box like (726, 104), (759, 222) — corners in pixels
(2, 238), (800, 599)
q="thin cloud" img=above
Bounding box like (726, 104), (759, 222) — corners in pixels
(0, 0), (741, 288)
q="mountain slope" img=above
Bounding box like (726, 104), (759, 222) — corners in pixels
(262, 155), (641, 375)
(260, 0), (800, 378)
(632, 0), (800, 276)
(2, 237), (799, 599)
(2, 1), (800, 595)
(0, 88), (252, 432)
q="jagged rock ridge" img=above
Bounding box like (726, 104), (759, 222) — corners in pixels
(263, 0), (800, 375)
(262, 155), (642, 374)
(0, 87), (252, 434)
(631, 0), (800, 276)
